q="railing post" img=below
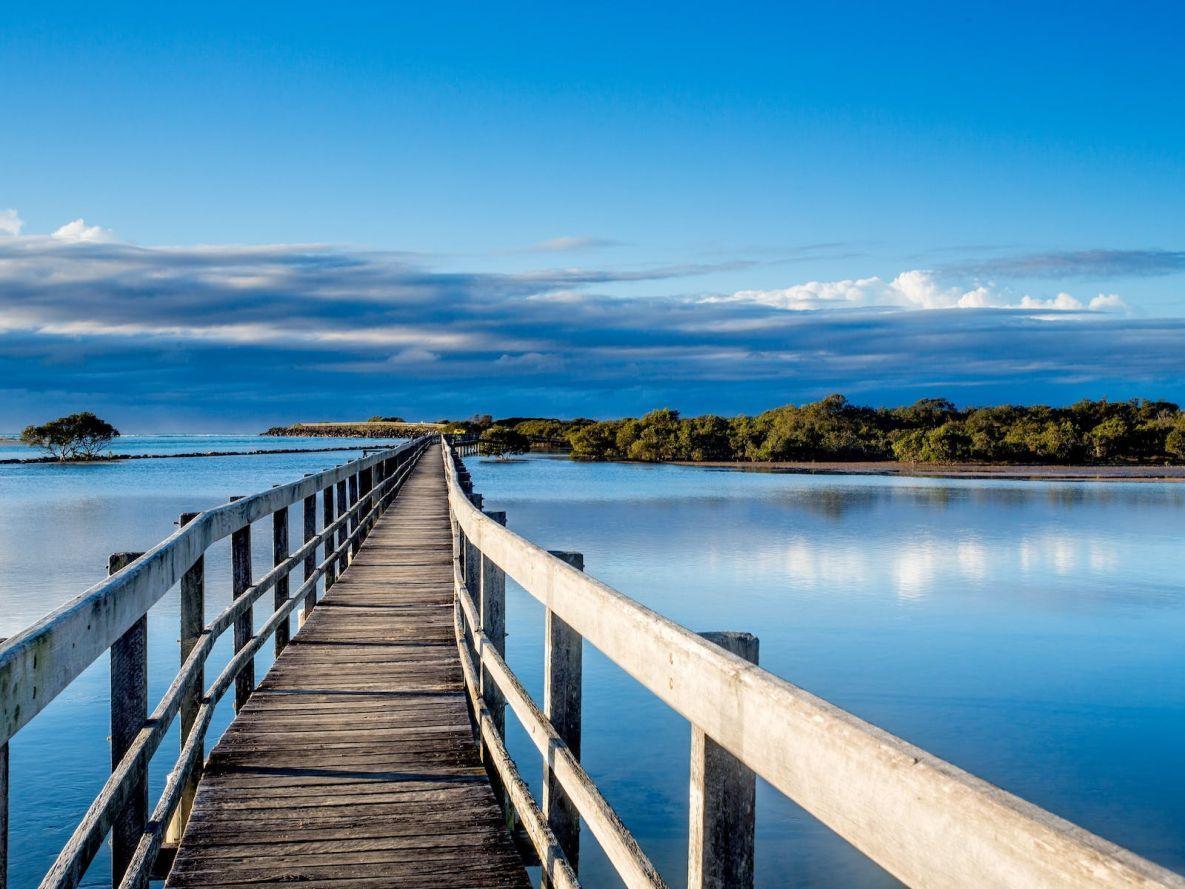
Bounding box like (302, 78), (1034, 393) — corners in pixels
(479, 511), (508, 735)
(462, 519), (479, 602)
(336, 479), (348, 573)
(273, 505), (290, 654)
(0, 638), (7, 889)
(477, 510), (508, 812)
(0, 735), (6, 889)
(689, 632), (759, 889)
(229, 500), (254, 712)
(108, 551), (147, 886)
(322, 482), (337, 593)
(360, 466), (373, 536)
(168, 513), (203, 844)
(302, 483), (317, 623)
(348, 472), (360, 558)
(544, 551), (584, 878)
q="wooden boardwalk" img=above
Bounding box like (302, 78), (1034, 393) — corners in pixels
(166, 444), (529, 888)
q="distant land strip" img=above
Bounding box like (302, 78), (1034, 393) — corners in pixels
(263, 421), (444, 438)
(485, 395), (1185, 467)
(0, 444), (391, 466)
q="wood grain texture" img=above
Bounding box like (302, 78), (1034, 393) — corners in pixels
(166, 444), (528, 888)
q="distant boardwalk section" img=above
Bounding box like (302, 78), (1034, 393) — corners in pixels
(167, 444), (527, 887)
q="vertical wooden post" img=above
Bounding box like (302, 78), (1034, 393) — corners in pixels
(229, 502), (254, 712)
(108, 551), (147, 886)
(478, 511), (507, 813)
(169, 513), (203, 844)
(0, 733), (6, 889)
(322, 483), (337, 593)
(688, 632), (759, 889)
(348, 472), (360, 558)
(479, 511), (507, 736)
(544, 551), (584, 877)
(273, 505), (290, 654)
(336, 479), (349, 573)
(302, 486), (317, 623)
(360, 467), (373, 537)
(463, 530), (479, 601)
(0, 638), (7, 889)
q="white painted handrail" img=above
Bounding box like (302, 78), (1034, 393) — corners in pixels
(0, 439), (427, 745)
(453, 556), (666, 889)
(442, 439), (1185, 889)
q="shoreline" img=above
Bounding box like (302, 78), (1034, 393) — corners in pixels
(680, 459), (1185, 482)
(0, 444), (395, 466)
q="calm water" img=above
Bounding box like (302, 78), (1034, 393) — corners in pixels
(2, 443), (1183, 886)
(468, 456), (1185, 887)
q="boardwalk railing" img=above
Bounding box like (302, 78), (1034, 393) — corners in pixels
(443, 439), (1185, 889)
(0, 436), (433, 889)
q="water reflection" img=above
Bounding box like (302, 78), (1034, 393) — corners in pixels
(2, 448), (1183, 888)
(473, 455), (1185, 888)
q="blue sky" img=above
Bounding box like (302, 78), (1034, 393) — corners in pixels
(2, 2), (1184, 429)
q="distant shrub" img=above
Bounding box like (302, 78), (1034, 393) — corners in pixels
(479, 425), (530, 459)
(21, 412), (120, 461)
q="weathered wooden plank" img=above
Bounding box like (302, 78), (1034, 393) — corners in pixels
(167, 444), (528, 888)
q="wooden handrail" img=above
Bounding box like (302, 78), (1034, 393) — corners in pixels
(441, 439), (1185, 889)
(0, 439), (428, 745)
(452, 557), (667, 889)
(452, 600), (580, 889)
(0, 436), (433, 889)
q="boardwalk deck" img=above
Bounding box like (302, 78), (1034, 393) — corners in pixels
(166, 444), (529, 888)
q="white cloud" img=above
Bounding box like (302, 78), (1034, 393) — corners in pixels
(719, 269), (1127, 314)
(52, 218), (116, 242)
(1088, 293), (1127, 312)
(0, 209), (23, 237)
(515, 235), (619, 254)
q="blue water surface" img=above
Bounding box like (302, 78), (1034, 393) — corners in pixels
(466, 455), (1185, 888)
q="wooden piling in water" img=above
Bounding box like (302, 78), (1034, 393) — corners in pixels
(302, 484), (317, 623)
(229, 501), (253, 712)
(170, 513), (204, 844)
(347, 472), (360, 558)
(108, 552), (148, 886)
(544, 551), (585, 880)
(272, 506), (290, 654)
(335, 478), (348, 573)
(0, 637), (7, 889)
(689, 631), (759, 889)
(480, 511), (508, 745)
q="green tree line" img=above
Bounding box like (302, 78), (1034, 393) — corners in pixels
(491, 396), (1185, 465)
